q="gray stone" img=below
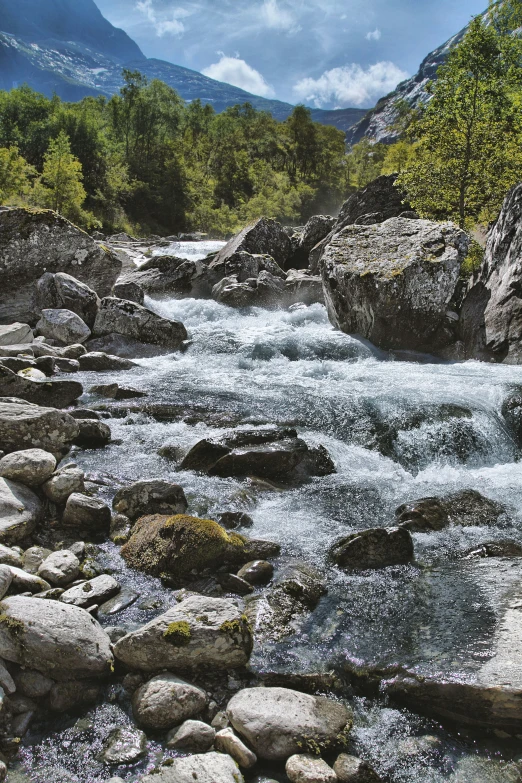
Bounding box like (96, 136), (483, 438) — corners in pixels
(139, 753), (244, 783)
(112, 480), (187, 521)
(0, 324), (33, 346)
(90, 383), (145, 400)
(286, 755), (337, 783)
(60, 575), (120, 608)
(15, 669), (53, 698)
(34, 273), (100, 328)
(23, 546), (51, 574)
(114, 595), (252, 672)
(226, 687), (353, 761)
(215, 727), (257, 768)
(0, 566), (12, 600)
(285, 270), (325, 306)
(213, 218), (292, 270)
(0, 596), (113, 680)
(36, 309), (91, 345)
(0, 478), (42, 544)
(333, 754), (383, 782)
(0, 659), (16, 695)
(78, 352), (136, 371)
(330, 527), (414, 571)
(62, 493), (111, 536)
(53, 357), (80, 373)
(113, 280), (144, 305)
(166, 719), (216, 752)
(0, 449), (56, 487)
(38, 551), (80, 586)
(208, 250), (286, 285)
(101, 727), (147, 765)
(0, 544), (22, 568)
(73, 419), (111, 448)
(49, 679), (100, 711)
(132, 673), (207, 729)
(85, 333), (164, 358)
(237, 560), (274, 586)
(0, 400), (79, 456)
(98, 587), (138, 616)
(93, 298), (187, 349)
(0, 366), (83, 408)
(42, 466), (85, 504)
(395, 489), (505, 532)
(9, 566), (51, 593)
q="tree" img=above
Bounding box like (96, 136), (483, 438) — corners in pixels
(397, 12), (522, 227)
(32, 131), (86, 218)
(0, 146), (36, 203)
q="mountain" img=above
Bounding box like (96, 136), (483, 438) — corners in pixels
(0, 0), (366, 133)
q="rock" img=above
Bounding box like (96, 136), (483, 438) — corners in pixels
(90, 383), (145, 400)
(36, 309), (91, 345)
(226, 687), (352, 761)
(18, 367), (46, 381)
(0, 356), (37, 374)
(333, 754), (383, 782)
(0, 595), (113, 680)
(78, 352), (136, 371)
(1, 398), (80, 459)
(330, 527), (414, 571)
(208, 251), (286, 285)
(292, 215), (335, 268)
(0, 207), (121, 324)
(139, 752), (244, 783)
(166, 719), (216, 752)
(22, 546), (51, 574)
(321, 218), (468, 352)
(0, 449), (56, 487)
(395, 490), (505, 532)
(219, 573), (254, 596)
(42, 466), (85, 504)
(215, 727), (257, 768)
(213, 218), (292, 271)
(119, 256), (210, 298)
(218, 512), (254, 530)
(285, 270), (325, 306)
(9, 565), (50, 593)
(0, 566), (12, 600)
(15, 669), (53, 698)
(97, 587), (139, 616)
(0, 478), (42, 544)
(62, 493), (111, 537)
(0, 366), (83, 408)
(34, 273), (100, 328)
(53, 357), (80, 373)
(93, 298), (187, 349)
(120, 514), (246, 583)
(100, 727), (147, 765)
(73, 419), (112, 449)
(112, 480), (188, 521)
(113, 280), (144, 305)
(110, 513), (131, 544)
(237, 560), (274, 586)
(0, 544), (22, 568)
(502, 387), (522, 446)
(85, 333), (165, 358)
(37, 551), (80, 586)
(49, 679), (100, 711)
(69, 409), (101, 420)
(132, 673), (207, 730)
(0, 323), (33, 346)
(286, 755), (337, 783)
(113, 594), (252, 671)
(60, 575), (120, 608)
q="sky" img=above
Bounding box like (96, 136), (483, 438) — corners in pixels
(96, 0), (487, 109)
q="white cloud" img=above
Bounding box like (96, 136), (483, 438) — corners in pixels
(293, 61), (408, 107)
(366, 28), (381, 41)
(135, 0), (188, 37)
(202, 54), (275, 98)
(261, 0), (300, 33)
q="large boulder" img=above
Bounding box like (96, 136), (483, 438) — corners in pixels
(208, 251), (286, 285)
(0, 478), (42, 544)
(112, 480), (187, 521)
(0, 449), (56, 487)
(213, 218), (292, 271)
(321, 218), (468, 352)
(212, 271), (287, 309)
(93, 298), (187, 349)
(139, 753), (244, 783)
(34, 273), (100, 328)
(461, 183), (522, 362)
(226, 687), (353, 761)
(36, 309), (91, 345)
(290, 215), (335, 269)
(113, 594), (252, 671)
(0, 208), (121, 324)
(0, 399), (79, 455)
(0, 366), (83, 408)
(118, 256), (210, 298)
(120, 514), (246, 582)
(0, 596), (113, 680)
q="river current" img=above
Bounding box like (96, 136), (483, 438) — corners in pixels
(13, 243), (522, 783)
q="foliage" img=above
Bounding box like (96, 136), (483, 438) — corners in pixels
(31, 131), (87, 220)
(0, 146), (36, 203)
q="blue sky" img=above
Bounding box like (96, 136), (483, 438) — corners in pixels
(96, 0), (487, 108)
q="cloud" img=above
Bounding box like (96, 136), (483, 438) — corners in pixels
(202, 54), (275, 97)
(366, 28), (381, 41)
(293, 61), (408, 108)
(261, 0), (301, 34)
(135, 0), (188, 37)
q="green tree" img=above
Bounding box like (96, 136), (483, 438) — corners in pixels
(0, 146), (36, 203)
(32, 131), (87, 218)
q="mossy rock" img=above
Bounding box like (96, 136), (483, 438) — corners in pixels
(121, 514), (246, 583)
(163, 621), (192, 646)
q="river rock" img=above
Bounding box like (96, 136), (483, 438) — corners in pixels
(330, 527), (414, 571)
(42, 466), (85, 504)
(112, 280), (144, 305)
(208, 251), (286, 284)
(23, 546), (51, 574)
(101, 727), (147, 764)
(93, 298), (187, 349)
(166, 719), (216, 752)
(321, 218), (468, 352)
(119, 256), (210, 298)
(0, 208), (121, 324)
(139, 752), (244, 783)
(215, 727), (257, 768)
(48, 679), (101, 711)
(38, 550), (80, 586)
(15, 669), (53, 698)
(112, 480), (188, 521)
(0, 324), (33, 346)
(0, 449), (56, 487)
(226, 687), (352, 761)
(237, 560), (274, 585)
(0, 566), (12, 600)
(34, 272), (100, 329)
(74, 419), (111, 448)
(98, 587), (139, 616)
(286, 755), (337, 783)
(291, 215), (335, 269)
(213, 217), (292, 271)
(36, 309), (91, 345)
(132, 673), (207, 729)
(333, 754), (382, 782)
(0, 478), (42, 544)
(0, 366), (83, 408)
(0, 544), (22, 568)
(502, 387), (522, 446)
(120, 514), (246, 582)
(85, 333), (164, 358)
(285, 270), (325, 306)
(395, 489), (505, 532)
(9, 565), (50, 592)
(78, 352), (136, 371)
(0, 400), (79, 456)
(62, 493), (111, 537)
(113, 594), (252, 671)
(0, 595), (113, 680)
(60, 575), (120, 607)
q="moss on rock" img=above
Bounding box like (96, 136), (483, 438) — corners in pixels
(163, 621), (192, 646)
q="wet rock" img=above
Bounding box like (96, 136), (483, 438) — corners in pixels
(42, 466), (85, 504)
(34, 272), (100, 329)
(9, 565), (50, 593)
(286, 755), (337, 783)
(79, 352), (136, 372)
(285, 270), (325, 306)
(48, 679), (100, 711)
(120, 514), (246, 583)
(113, 280), (144, 305)
(86, 332), (164, 358)
(218, 511), (254, 530)
(100, 727), (147, 764)
(53, 357), (80, 373)
(0, 323), (33, 346)
(132, 673), (207, 730)
(226, 687), (352, 761)
(0, 208), (121, 324)
(502, 387), (522, 446)
(333, 754), (383, 782)
(0, 366), (83, 408)
(242, 539), (281, 560)
(119, 256), (209, 298)
(215, 727), (257, 768)
(213, 218), (292, 271)
(36, 309), (91, 345)
(291, 215), (335, 268)
(60, 575), (120, 608)
(464, 541), (522, 559)
(218, 573), (254, 596)
(93, 297), (187, 350)
(110, 513), (131, 544)
(90, 383), (145, 400)
(330, 527), (414, 571)
(113, 594), (252, 672)
(112, 480), (187, 521)
(38, 551), (80, 586)
(73, 419), (111, 449)
(0, 478), (42, 544)
(14, 669), (53, 698)
(237, 560), (274, 586)
(0, 449), (56, 487)
(166, 719), (216, 752)
(62, 493), (111, 537)
(0, 595), (113, 680)
(395, 490), (505, 532)
(321, 218), (467, 352)
(98, 587), (138, 616)
(209, 251), (285, 284)
(140, 752), (244, 783)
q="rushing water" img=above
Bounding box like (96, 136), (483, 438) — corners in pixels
(14, 245), (522, 782)
(151, 239), (225, 262)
